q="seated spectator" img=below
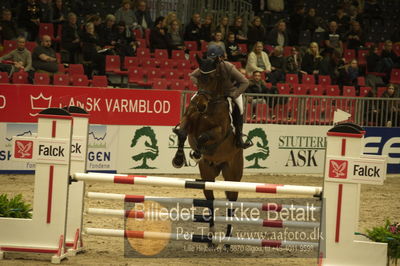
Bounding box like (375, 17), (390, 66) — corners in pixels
(330, 7), (350, 34)
(165, 12), (178, 28)
(215, 16), (229, 41)
(87, 15), (102, 33)
(226, 32), (245, 62)
(97, 14), (118, 47)
(61, 12), (80, 63)
(0, 36), (32, 75)
(245, 41), (271, 76)
(319, 48), (342, 84)
(115, 0), (137, 29)
(200, 15), (213, 42)
(344, 21), (364, 50)
(284, 46), (304, 74)
(303, 8), (318, 34)
(247, 16), (266, 50)
(324, 21), (343, 55)
(268, 46), (285, 84)
(267, 20), (289, 47)
(184, 13), (202, 47)
(209, 31), (226, 58)
(39, 0), (52, 23)
(166, 19), (185, 51)
(32, 35), (58, 73)
(135, 0), (153, 30)
(150, 16), (169, 52)
(0, 9), (18, 41)
(114, 21), (136, 57)
(380, 40), (400, 73)
(18, 0), (41, 41)
(289, 5), (306, 45)
(301, 42), (322, 75)
(381, 84), (400, 127)
(81, 22), (105, 75)
(230, 16), (247, 44)
(366, 45), (383, 73)
(52, 0), (66, 36)
(338, 59), (360, 91)
(348, 5), (362, 24)
(246, 70), (277, 113)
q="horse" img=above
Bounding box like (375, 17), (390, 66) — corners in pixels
(172, 56), (244, 246)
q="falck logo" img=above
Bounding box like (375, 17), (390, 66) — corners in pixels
(14, 140), (33, 159)
(329, 160), (348, 179)
(30, 93), (52, 116)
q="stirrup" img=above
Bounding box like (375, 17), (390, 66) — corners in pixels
(236, 134), (253, 149)
(189, 150), (201, 162)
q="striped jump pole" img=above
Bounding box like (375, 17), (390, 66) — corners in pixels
(84, 228), (319, 248)
(87, 192), (321, 212)
(87, 208), (320, 229)
(73, 173), (323, 197)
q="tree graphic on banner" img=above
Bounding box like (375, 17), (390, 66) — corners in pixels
(130, 127), (159, 169)
(245, 128), (269, 168)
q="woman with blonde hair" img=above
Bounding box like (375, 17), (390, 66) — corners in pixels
(165, 12), (179, 31)
(245, 41), (271, 76)
(301, 42), (322, 75)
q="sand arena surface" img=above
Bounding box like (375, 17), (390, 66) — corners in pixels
(0, 173), (399, 266)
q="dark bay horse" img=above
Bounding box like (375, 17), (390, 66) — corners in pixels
(172, 56), (243, 243)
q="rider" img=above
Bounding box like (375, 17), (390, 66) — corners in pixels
(190, 44), (252, 149)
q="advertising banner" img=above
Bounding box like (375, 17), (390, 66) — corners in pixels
(0, 84), (181, 125)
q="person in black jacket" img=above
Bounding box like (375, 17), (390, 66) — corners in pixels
(18, 0), (41, 41)
(247, 16), (266, 51)
(114, 21), (136, 57)
(81, 22), (105, 75)
(61, 12), (80, 63)
(267, 20), (289, 47)
(149, 16), (169, 52)
(0, 9), (18, 41)
(184, 13), (202, 48)
(135, 0), (153, 30)
(301, 42), (323, 75)
(97, 14), (118, 47)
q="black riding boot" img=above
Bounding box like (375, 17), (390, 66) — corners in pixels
(233, 108), (252, 149)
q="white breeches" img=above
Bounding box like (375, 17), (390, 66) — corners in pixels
(191, 93), (244, 114)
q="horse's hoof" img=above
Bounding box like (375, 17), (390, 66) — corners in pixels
(172, 155), (185, 168)
(189, 150), (201, 162)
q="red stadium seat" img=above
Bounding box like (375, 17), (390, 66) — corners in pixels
(105, 55), (121, 73)
(325, 85), (340, 96)
(159, 59), (177, 69)
(292, 84), (309, 95)
(309, 85), (324, 95)
(318, 75), (331, 86)
(165, 69), (182, 79)
(302, 74), (315, 84)
(70, 74), (89, 86)
(12, 71), (29, 84)
(68, 64), (84, 75)
(377, 87), (387, 97)
(276, 83), (291, 94)
(343, 49), (356, 62)
(184, 41), (198, 51)
(357, 49), (368, 66)
(283, 46), (293, 57)
(146, 67), (163, 83)
(169, 79), (186, 90)
(136, 38), (146, 48)
(342, 86), (356, 97)
(357, 76), (366, 86)
(359, 86), (372, 97)
(141, 58), (159, 68)
(91, 75), (108, 87)
(389, 68), (400, 84)
(171, 50), (186, 60)
(53, 74), (69, 86)
(176, 60), (192, 70)
(2, 40), (17, 54)
(33, 72), (50, 85)
(25, 41), (37, 52)
(0, 72), (10, 83)
(127, 67), (146, 87)
(136, 48), (151, 58)
(152, 78), (169, 90)
(154, 49), (169, 59)
(132, 29), (142, 39)
(285, 73), (299, 84)
(238, 43), (247, 54)
(124, 56), (140, 69)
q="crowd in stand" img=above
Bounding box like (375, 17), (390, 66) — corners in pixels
(0, 0), (399, 98)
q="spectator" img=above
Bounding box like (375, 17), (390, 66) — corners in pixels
(230, 16), (247, 44)
(86, 15), (102, 33)
(268, 46), (285, 84)
(39, 0), (52, 23)
(251, 0), (268, 17)
(366, 45), (382, 73)
(330, 8), (350, 34)
(284, 46), (303, 74)
(135, 0), (153, 30)
(81, 22), (105, 75)
(303, 8), (318, 34)
(363, 0), (383, 26)
(166, 19), (185, 50)
(149, 16), (169, 52)
(348, 5), (362, 24)
(0, 9), (18, 41)
(381, 84), (399, 127)
(61, 12), (80, 63)
(200, 15), (213, 42)
(247, 16), (266, 50)
(267, 20), (289, 47)
(319, 48), (342, 84)
(247, 70), (276, 94)
(208, 31), (226, 58)
(338, 59), (360, 90)
(0, 36), (32, 75)
(215, 16), (229, 41)
(245, 41), (271, 76)
(32, 35), (58, 73)
(226, 32), (245, 62)
(301, 42), (322, 75)
(114, 21), (136, 57)
(115, 0), (137, 29)
(381, 40), (400, 71)
(289, 5), (306, 45)
(18, 0), (41, 41)
(324, 21), (343, 55)
(184, 13), (201, 42)
(343, 21), (364, 50)
(52, 0), (66, 36)
(97, 14), (118, 47)
(165, 12), (178, 28)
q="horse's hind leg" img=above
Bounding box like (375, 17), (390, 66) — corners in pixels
(199, 159), (221, 248)
(222, 151), (243, 248)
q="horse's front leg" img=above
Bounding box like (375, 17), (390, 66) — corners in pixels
(172, 116), (190, 168)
